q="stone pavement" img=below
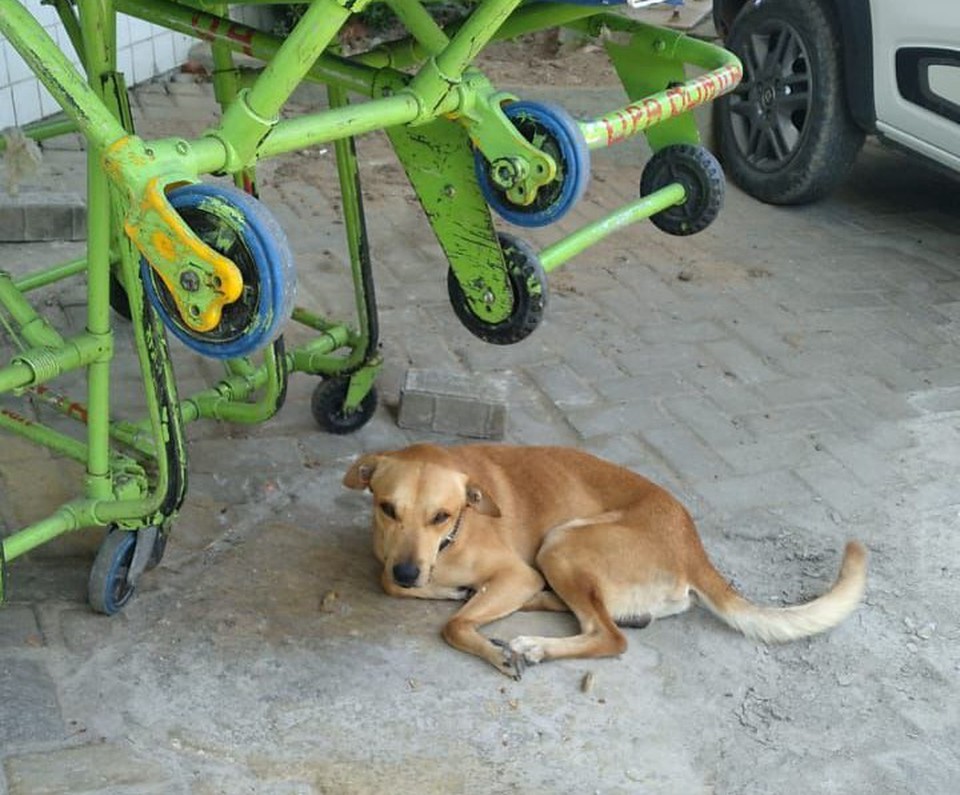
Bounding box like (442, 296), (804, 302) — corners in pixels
(2, 42), (960, 795)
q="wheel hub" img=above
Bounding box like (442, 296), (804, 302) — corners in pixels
(760, 82), (777, 110)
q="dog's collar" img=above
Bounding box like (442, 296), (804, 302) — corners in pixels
(438, 508), (466, 553)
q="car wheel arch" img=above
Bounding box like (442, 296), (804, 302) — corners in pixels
(713, 0), (876, 132)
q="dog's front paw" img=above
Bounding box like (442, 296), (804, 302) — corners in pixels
(489, 637), (547, 679)
(490, 638), (529, 681)
(508, 636), (546, 665)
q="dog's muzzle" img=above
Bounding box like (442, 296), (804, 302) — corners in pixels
(392, 561), (420, 588)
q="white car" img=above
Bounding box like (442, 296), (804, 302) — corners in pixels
(712, 0), (960, 203)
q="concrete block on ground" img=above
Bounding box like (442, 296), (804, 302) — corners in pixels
(0, 189), (85, 241)
(397, 368), (508, 439)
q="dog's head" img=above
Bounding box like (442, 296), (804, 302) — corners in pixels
(343, 445), (500, 589)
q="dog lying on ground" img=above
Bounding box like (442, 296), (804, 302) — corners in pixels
(343, 443), (867, 679)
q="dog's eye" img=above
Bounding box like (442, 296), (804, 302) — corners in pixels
(379, 501), (397, 520)
(431, 510), (451, 525)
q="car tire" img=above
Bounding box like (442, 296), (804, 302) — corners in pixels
(715, 0), (865, 205)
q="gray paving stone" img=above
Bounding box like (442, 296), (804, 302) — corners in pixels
(817, 435), (907, 487)
(700, 337), (783, 384)
(505, 402), (580, 446)
(840, 376), (921, 422)
(752, 378), (846, 408)
(694, 469), (817, 515)
(661, 394), (747, 450)
(185, 436), (306, 476)
(632, 318), (730, 346)
(641, 423), (734, 484)
(57, 607), (117, 656)
(683, 366), (769, 416)
(0, 659), (63, 748)
(714, 315), (800, 362)
(526, 360), (598, 409)
(0, 605), (42, 648)
(738, 404), (836, 437)
(594, 370), (694, 402)
(715, 434), (823, 476)
(564, 398), (667, 440)
(546, 335), (623, 383)
(615, 341), (704, 376)
(4, 743), (172, 795)
(794, 460), (873, 519)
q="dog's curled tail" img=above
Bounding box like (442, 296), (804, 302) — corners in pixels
(693, 541), (867, 643)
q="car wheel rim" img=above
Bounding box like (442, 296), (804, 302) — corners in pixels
(728, 22), (813, 172)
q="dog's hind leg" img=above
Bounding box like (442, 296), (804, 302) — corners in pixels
(507, 575), (628, 666)
(504, 533), (629, 666)
(442, 564), (547, 679)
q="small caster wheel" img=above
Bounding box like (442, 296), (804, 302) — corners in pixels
(475, 100), (590, 228)
(141, 183), (297, 359)
(640, 144), (725, 236)
(146, 527), (168, 571)
(447, 231), (547, 345)
(311, 378), (378, 434)
(88, 528), (138, 615)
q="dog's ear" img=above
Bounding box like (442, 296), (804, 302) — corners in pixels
(343, 454), (383, 491)
(466, 482), (501, 517)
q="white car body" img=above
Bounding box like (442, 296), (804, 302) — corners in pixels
(872, 0), (960, 174)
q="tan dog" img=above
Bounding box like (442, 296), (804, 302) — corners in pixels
(344, 443), (867, 678)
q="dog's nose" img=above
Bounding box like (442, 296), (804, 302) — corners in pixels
(392, 561), (420, 588)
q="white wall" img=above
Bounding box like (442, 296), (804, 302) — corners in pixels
(0, 0), (195, 129)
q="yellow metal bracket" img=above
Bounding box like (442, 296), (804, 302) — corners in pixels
(103, 136), (243, 333)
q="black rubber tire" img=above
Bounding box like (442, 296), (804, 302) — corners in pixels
(88, 529), (137, 616)
(311, 378), (377, 435)
(447, 232), (547, 345)
(640, 144), (725, 236)
(714, 0), (865, 205)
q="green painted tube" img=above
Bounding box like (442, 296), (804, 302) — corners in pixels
(1, 506), (83, 561)
(0, 116), (77, 153)
(258, 94), (425, 159)
(244, 1), (350, 120)
(0, 333), (110, 395)
(78, 0), (118, 502)
(432, 0), (524, 79)
(384, 0), (449, 55)
(538, 183), (686, 273)
(0, 273), (65, 348)
(0, 362), (37, 395)
(286, 326), (352, 375)
(119, 0), (378, 95)
(12, 258), (88, 292)
(0, 408), (88, 464)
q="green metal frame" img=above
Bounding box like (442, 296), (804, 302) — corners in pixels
(0, 0), (741, 606)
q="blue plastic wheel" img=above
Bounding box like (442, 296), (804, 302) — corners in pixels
(88, 529), (138, 616)
(474, 100), (590, 228)
(141, 183), (297, 359)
